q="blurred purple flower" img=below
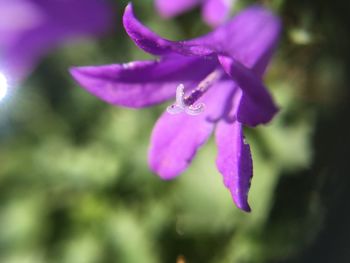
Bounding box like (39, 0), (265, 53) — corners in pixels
(0, 0), (114, 83)
(155, 0), (236, 27)
(70, 4), (281, 211)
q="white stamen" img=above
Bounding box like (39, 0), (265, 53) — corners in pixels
(166, 84), (205, 116)
(175, 84), (186, 108)
(166, 69), (223, 116)
(186, 103), (205, 115)
(166, 104), (184, 114)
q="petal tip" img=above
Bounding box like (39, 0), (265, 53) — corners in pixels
(148, 151), (183, 181)
(230, 189), (252, 212)
(69, 66), (79, 75)
(230, 187), (251, 212)
(69, 66), (82, 81)
(69, 66), (100, 92)
(149, 161), (180, 181)
(236, 200), (251, 212)
(122, 1), (169, 56)
(69, 66), (88, 84)
(122, 2), (135, 29)
(125, 2), (133, 12)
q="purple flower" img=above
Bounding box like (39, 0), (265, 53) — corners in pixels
(155, 0), (236, 27)
(0, 0), (113, 84)
(70, 4), (281, 211)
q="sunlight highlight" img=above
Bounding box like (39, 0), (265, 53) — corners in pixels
(0, 72), (9, 101)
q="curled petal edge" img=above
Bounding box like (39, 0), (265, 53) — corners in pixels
(218, 55), (278, 127)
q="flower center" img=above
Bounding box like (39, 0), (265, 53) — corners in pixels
(167, 69), (222, 115)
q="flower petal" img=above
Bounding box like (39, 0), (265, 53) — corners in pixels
(155, 0), (201, 18)
(0, 0), (113, 82)
(124, 4), (280, 72)
(215, 119), (252, 212)
(70, 55), (216, 108)
(148, 111), (214, 180)
(202, 0), (233, 27)
(218, 55), (278, 126)
(123, 3), (214, 57)
(148, 80), (235, 179)
(190, 5), (281, 71)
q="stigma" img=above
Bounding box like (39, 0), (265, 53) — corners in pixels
(167, 84), (205, 115)
(166, 69), (222, 116)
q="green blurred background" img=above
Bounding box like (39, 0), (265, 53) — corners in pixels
(1, 0), (349, 262)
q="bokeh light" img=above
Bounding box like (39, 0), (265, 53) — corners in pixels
(0, 72), (8, 101)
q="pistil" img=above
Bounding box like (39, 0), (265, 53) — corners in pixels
(167, 69), (222, 116)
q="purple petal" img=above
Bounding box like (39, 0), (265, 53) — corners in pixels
(155, 0), (201, 18)
(0, 0), (44, 46)
(70, 55), (216, 108)
(27, 0), (113, 36)
(0, 0), (113, 82)
(202, 0), (233, 27)
(148, 80), (235, 179)
(218, 55), (278, 126)
(123, 3), (214, 57)
(148, 111), (214, 180)
(123, 4), (280, 72)
(189, 5), (281, 71)
(215, 119), (252, 212)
